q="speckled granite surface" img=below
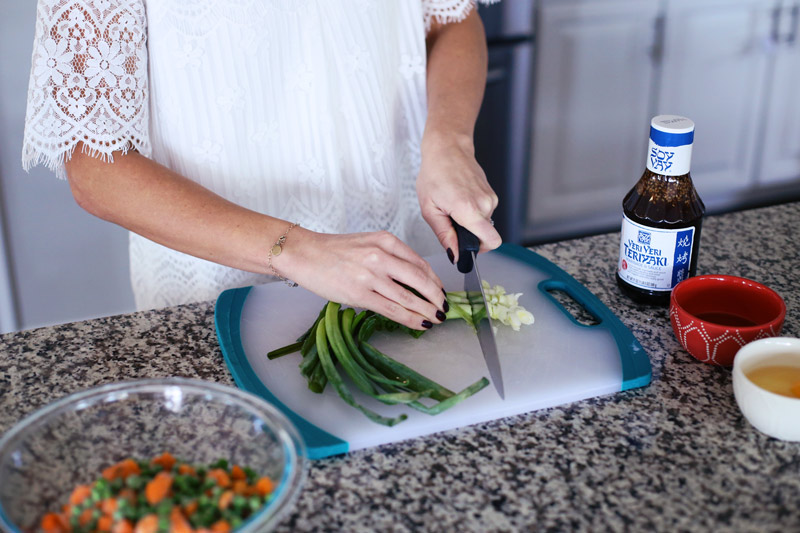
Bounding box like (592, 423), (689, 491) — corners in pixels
(1, 202), (798, 532)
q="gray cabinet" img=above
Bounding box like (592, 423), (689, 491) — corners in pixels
(524, 0), (800, 243)
(526, 0), (661, 242)
(759, 0), (800, 184)
(658, 0), (772, 197)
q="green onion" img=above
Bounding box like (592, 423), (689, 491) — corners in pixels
(267, 297), (493, 425)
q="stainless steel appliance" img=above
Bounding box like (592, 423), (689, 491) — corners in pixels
(475, 1), (536, 245)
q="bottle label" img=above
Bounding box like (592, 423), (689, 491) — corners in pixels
(618, 215), (695, 292)
(646, 138), (692, 176)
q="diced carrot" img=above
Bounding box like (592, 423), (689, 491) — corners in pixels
(169, 507), (194, 533)
(209, 520), (231, 533)
(218, 490), (234, 510)
(79, 508), (94, 526)
(97, 515), (113, 532)
(151, 451), (177, 471)
(206, 468), (231, 488)
(102, 464), (118, 480)
(103, 458), (141, 480)
(177, 463), (196, 476)
(56, 513), (71, 531)
(119, 458), (142, 478)
(230, 465), (246, 481)
(183, 499), (199, 517)
(232, 480), (248, 495)
(101, 497), (118, 515)
(40, 513), (65, 533)
(69, 484), (92, 506)
(145, 471), (173, 505)
(255, 477), (275, 496)
(118, 488), (136, 503)
(112, 519), (134, 533)
(134, 514), (159, 533)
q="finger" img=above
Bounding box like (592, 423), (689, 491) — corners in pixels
(421, 206), (460, 265)
(378, 253), (447, 316)
(375, 231), (447, 304)
(450, 212), (503, 255)
(359, 289), (433, 331)
(380, 277), (445, 324)
(471, 218), (503, 254)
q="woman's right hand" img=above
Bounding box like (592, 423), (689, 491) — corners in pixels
(274, 228), (448, 331)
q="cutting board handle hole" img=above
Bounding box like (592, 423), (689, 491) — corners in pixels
(542, 286), (601, 327)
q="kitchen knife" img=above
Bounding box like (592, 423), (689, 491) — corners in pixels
(451, 218), (505, 400)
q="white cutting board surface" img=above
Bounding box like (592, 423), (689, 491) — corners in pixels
(218, 245), (649, 458)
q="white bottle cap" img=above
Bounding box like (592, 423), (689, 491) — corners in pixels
(646, 115), (694, 176)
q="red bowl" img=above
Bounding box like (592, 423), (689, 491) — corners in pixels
(670, 275), (786, 366)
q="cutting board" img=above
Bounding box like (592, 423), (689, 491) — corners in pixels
(215, 243), (650, 459)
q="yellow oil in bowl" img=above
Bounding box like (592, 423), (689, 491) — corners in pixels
(746, 365), (800, 399)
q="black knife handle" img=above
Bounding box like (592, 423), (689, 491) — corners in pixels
(450, 217), (479, 274)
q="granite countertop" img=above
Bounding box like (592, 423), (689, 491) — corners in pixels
(1, 202), (798, 532)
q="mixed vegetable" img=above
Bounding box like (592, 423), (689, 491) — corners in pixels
(268, 284), (534, 425)
(39, 453), (276, 533)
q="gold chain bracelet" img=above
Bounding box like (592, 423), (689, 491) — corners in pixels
(268, 222), (299, 287)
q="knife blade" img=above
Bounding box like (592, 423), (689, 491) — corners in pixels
(452, 218), (505, 400)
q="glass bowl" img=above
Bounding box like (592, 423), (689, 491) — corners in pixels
(0, 378), (306, 532)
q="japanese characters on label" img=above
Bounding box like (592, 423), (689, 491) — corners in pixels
(618, 215), (694, 291)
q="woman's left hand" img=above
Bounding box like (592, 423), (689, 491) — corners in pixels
(416, 133), (502, 264)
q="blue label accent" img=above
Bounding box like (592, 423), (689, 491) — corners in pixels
(650, 126), (694, 147)
(671, 229), (694, 287)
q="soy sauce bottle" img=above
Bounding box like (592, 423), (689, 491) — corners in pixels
(616, 115), (705, 306)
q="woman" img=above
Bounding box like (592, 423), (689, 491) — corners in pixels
(22, 0), (501, 331)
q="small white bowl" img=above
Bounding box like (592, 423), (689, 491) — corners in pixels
(732, 337), (800, 441)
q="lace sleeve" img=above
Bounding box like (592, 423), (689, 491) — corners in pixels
(422, 0), (501, 33)
(22, 0), (149, 179)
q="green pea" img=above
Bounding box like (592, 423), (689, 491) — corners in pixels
(156, 499), (172, 517)
(248, 496), (262, 511)
(126, 474), (144, 491)
(233, 494), (247, 509)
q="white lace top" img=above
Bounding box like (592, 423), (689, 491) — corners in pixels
(23, 0), (494, 310)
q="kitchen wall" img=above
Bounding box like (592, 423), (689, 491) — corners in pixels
(0, 1), (134, 334)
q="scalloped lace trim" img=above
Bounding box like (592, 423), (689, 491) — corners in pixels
(422, 0), (501, 32)
(22, 0), (150, 180)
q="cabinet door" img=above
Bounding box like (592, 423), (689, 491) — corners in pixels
(759, 1), (800, 184)
(527, 0), (660, 241)
(658, 0), (774, 198)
